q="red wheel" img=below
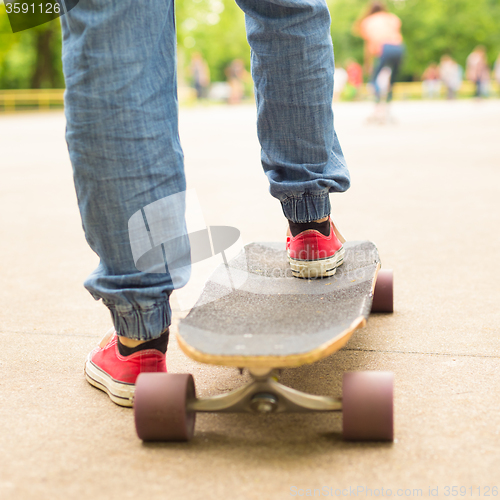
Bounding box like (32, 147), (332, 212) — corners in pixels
(343, 372), (394, 441)
(371, 269), (394, 313)
(134, 373), (196, 442)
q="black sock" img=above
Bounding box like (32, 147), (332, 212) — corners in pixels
(117, 328), (169, 356)
(288, 219), (330, 237)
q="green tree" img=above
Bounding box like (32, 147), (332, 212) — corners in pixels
(395, 0), (500, 78)
(328, 0), (367, 69)
(176, 0), (249, 82)
(328, 0), (500, 79)
(0, 5), (63, 89)
(1, 0), (500, 89)
(30, 22), (63, 88)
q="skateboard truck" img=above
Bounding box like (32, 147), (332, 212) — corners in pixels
(134, 369), (393, 442)
(188, 369), (342, 414)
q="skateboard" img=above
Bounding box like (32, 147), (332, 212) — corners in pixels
(134, 240), (394, 442)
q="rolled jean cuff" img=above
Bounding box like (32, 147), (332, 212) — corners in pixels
(280, 192), (331, 223)
(107, 300), (171, 341)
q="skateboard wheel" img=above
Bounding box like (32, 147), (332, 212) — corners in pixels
(371, 269), (393, 313)
(342, 371), (394, 441)
(134, 373), (196, 442)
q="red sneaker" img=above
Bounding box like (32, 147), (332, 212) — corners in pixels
(85, 329), (167, 407)
(287, 218), (345, 278)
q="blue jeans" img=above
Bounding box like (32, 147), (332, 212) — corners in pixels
(371, 43), (404, 102)
(61, 0), (350, 340)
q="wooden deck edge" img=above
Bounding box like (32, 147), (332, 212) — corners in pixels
(372, 262), (381, 295)
(176, 315), (367, 369)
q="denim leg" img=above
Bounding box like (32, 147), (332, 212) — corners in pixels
(235, 0), (350, 223)
(372, 44), (404, 102)
(61, 0), (184, 340)
(371, 57), (385, 103)
(387, 45), (404, 102)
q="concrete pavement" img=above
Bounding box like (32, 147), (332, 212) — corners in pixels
(1, 100), (499, 499)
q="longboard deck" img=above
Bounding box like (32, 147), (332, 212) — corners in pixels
(178, 241), (380, 368)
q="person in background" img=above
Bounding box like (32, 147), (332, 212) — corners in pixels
(466, 46), (490, 98)
(346, 59), (364, 99)
(190, 52), (210, 100)
(422, 63), (441, 99)
(225, 59), (250, 105)
(374, 67), (392, 102)
(355, 1), (404, 120)
(439, 55), (463, 100)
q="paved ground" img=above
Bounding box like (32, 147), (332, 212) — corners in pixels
(1, 100), (499, 499)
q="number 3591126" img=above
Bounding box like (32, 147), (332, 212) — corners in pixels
(5, 3), (61, 14)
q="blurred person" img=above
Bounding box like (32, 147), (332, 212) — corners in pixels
(190, 52), (210, 100)
(375, 67), (392, 101)
(61, 0), (351, 406)
(346, 59), (363, 99)
(422, 63), (441, 99)
(367, 67), (394, 123)
(439, 55), (463, 100)
(355, 1), (404, 119)
(225, 59), (250, 104)
(466, 46), (490, 98)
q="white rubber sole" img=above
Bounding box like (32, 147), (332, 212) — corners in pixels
(85, 357), (135, 408)
(288, 246), (345, 279)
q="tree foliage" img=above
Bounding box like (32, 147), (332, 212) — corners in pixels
(0, 4), (63, 89)
(328, 0), (500, 79)
(176, 0), (250, 82)
(0, 0), (499, 88)
(394, 0), (500, 78)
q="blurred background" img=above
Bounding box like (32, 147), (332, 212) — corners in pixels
(1, 0), (499, 110)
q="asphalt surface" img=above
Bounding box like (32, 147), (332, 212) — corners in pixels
(1, 99), (499, 499)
